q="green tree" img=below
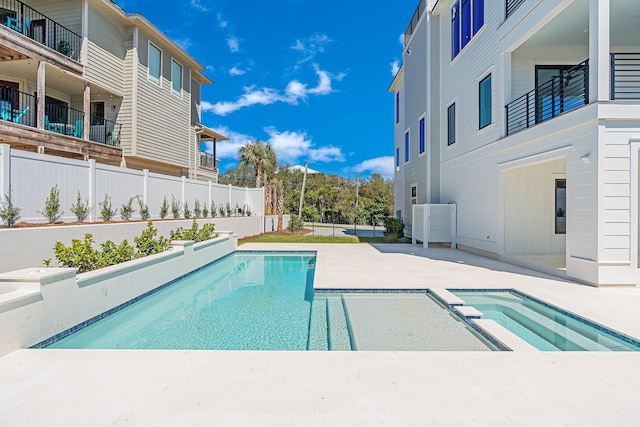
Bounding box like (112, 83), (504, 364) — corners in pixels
(238, 141), (278, 188)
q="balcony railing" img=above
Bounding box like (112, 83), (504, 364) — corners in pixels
(0, 0), (81, 61)
(199, 152), (217, 170)
(506, 0), (526, 18)
(0, 84), (36, 127)
(403, 0), (426, 46)
(611, 52), (640, 100)
(506, 60), (589, 135)
(45, 103), (84, 138)
(89, 115), (122, 147)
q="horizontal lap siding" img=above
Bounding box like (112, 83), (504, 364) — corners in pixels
(27, 0), (82, 35)
(85, 7), (125, 95)
(120, 28), (134, 153)
(135, 32), (191, 169)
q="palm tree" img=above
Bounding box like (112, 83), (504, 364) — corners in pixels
(238, 141), (265, 188)
(238, 141), (279, 188)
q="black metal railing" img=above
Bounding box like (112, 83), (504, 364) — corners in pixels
(0, 84), (36, 127)
(506, 60), (589, 135)
(403, 0), (426, 46)
(199, 152), (217, 170)
(0, 0), (81, 61)
(611, 52), (640, 100)
(45, 103), (84, 137)
(89, 115), (122, 147)
(506, 0), (526, 18)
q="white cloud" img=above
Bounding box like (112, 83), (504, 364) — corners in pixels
(354, 156), (395, 179)
(190, 0), (209, 12)
(227, 36), (240, 53)
(309, 146), (345, 163)
(291, 33), (331, 64)
(390, 60), (400, 76)
(199, 126), (254, 159)
(217, 13), (228, 28)
(229, 66), (247, 76)
(399, 32), (405, 46)
(204, 66), (337, 116)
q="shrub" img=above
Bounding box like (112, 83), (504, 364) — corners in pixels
(159, 196), (169, 219)
(384, 217), (405, 235)
(38, 185), (63, 223)
(0, 191), (21, 227)
(119, 196), (136, 221)
(170, 219), (217, 243)
(171, 196), (181, 219)
(194, 199), (201, 218)
(210, 201), (216, 217)
(183, 202), (191, 219)
(134, 221), (171, 256)
(98, 194), (115, 221)
(137, 197), (150, 221)
(70, 191), (91, 222)
(244, 204), (252, 217)
(218, 204), (225, 217)
(287, 215), (304, 233)
(225, 202), (233, 217)
(54, 234), (101, 273)
(100, 239), (136, 267)
(202, 204), (209, 218)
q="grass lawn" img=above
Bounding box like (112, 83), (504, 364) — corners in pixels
(239, 235), (388, 244)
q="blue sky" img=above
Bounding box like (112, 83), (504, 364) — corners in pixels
(117, 0), (417, 179)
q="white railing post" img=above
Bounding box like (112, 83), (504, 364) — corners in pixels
(0, 144), (10, 197)
(228, 184), (232, 207)
(451, 204), (457, 249)
(88, 159), (96, 222)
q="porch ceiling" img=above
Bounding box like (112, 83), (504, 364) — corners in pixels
(520, 0), (639, 49)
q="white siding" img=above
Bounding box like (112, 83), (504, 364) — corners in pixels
(120, 27), (135, 153)
(26, 0), (82, 35)
(85, 6), (125, 95)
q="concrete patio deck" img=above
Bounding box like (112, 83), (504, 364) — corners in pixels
(1, 243), (640, 425)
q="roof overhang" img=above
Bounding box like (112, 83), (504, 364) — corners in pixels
(388, 65), (404, 92)
(195, 123), (229, 141)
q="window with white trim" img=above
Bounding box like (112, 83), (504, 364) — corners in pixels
(451, 0), (484, 59)
(148, 43), (161, 84)
(172, 60), (183, 95)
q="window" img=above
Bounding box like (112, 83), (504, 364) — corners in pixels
(405, 131), (410, 162)
(171, 60), (183, 95)
(148, 43), (161, 84)
(90, 102), (104, 125)
(395, 92), (400, 124)
(411, 184), (417, 205)
(555, 179), (566, 234)
(396, 147), (400, 169)
(447, 104), (456, 145)
(419, 117), (425, 154)
(479, 74), (492, 129)
(451, 0), (484, 59)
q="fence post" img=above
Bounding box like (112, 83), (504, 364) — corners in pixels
(228, 184), (232, 207)
(88, 159), (96, 222)
(0, 144), (9, 198)
(142, 169), (149, 204)
(208, 180), (212, 211)
(181, 176), (186, 203)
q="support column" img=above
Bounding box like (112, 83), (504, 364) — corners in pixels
(36, 61), (45, 130)
(83, 83), (90, 140)
(589, 0), (610, 102)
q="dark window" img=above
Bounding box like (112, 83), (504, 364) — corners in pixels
(479, 74), (492, 129)
(90, 102), (104, 125)
(451, 2), (460, 59)
(473, 0), (484, 34)
(411, 185), (417, 205)
(461, 0), (471, 48)
(396, 92), (400, 124)
(447, 104), (456, 145)
(45, 96), (68, 124)
(419, 117), (425, 154)
(555, 179), (566, 234)
(396, 147), (400, 167)
(405, 131), (410, 162)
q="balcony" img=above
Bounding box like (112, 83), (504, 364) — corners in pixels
(0, 0), (81, 61)
(0, 84), (122, 161)
(199, 152), (217, 170)
(505, 0), (525, 19)
(403, 0), (426, 47)
(611, 52), (640, 100)
(506, 60), (589, 136)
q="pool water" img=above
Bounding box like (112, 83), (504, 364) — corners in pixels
(453, 290), (640, 351)
(42, 251), (495, 351)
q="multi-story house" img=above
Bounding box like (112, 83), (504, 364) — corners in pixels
(391, 0), (640, 286)
(0, 0), (227, 181)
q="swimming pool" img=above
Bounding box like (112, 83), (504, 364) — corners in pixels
(36, 251), (494, 351)
(452, 290), (640, 351)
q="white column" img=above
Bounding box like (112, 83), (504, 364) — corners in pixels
(142, 169), (149, 204)
(87, 159), (96, 222)
(589, 0), (610, 102)
(181, 176), (186, 203)
(37, 61), (45, 130)
(0, 144), (10, 197)
(83, 83), (90, 140)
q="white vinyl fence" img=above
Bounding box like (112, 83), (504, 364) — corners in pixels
(412, 203), (457, 248)
(0, 145), (264, 223)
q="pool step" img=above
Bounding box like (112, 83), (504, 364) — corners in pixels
(307, 298), (328, 351)
(326, 296), (352, 351)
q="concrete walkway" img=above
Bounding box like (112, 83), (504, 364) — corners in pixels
(2, 243), (640, 425)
